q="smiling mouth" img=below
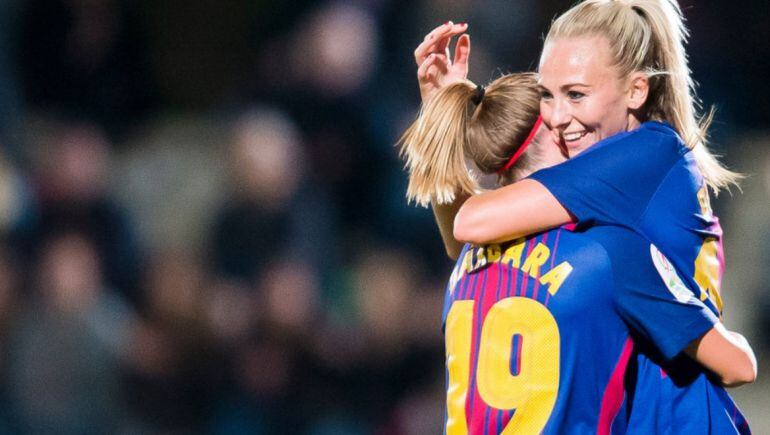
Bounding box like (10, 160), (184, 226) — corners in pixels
(562, 131), (588, 143)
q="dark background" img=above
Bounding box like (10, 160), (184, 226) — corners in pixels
(0, 0), (765, 433)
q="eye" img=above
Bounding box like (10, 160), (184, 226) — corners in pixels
(567, 90), (585, 100)
(540, 90), (553, 100)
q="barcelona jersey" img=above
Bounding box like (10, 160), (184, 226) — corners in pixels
(530, 121), (749, 433)
(441, 225), (717, 434)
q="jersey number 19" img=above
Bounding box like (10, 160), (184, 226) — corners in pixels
(445, 297), (560, 434)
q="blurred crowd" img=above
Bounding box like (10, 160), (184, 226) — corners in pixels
(0, 0), (765, 434)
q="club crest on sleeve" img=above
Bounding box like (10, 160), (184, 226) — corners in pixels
(650, 244), (693, 304)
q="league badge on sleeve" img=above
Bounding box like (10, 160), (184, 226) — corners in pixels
(650, 244), (695, 304)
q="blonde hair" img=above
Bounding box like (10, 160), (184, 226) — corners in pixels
(545, 0), (741, 193)
(398, 73), (541, 206)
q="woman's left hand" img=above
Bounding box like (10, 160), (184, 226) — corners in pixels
(413, 21), (471, 103)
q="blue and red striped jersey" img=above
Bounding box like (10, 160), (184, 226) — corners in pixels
(441, 224), (717, 434)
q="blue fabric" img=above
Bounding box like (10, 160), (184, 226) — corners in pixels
(598, 228), (718, 360)
(443, 228), (628, 434)
(529, 121), (723, 315)
(529, 121), (749, 433)
(440, 224), (726, 434)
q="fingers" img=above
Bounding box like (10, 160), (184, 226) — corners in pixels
(414, 22), (469, 66)
(418, 54), (449, 84)
(453, 34), (471, 75)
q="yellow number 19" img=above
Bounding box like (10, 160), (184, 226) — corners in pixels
(445, 297), (560, 434)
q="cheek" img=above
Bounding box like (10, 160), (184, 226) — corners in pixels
(540, 100), (552, 125)
(570, 101), (602, 128)
(579, 96), (622, 130)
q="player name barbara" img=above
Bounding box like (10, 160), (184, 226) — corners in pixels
(449, 239), (574, 297)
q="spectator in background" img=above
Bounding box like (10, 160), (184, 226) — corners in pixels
(207, 259), (322, 433)
(209, 107), (333, 285)
(122, 249), (220, 433)
(6, 231), (131, 434)
(303, 246), (443, 434)
(251, 2), (381, 230)
(25, 119), (143, 307)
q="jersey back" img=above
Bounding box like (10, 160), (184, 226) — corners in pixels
(442, 228), (633, 435)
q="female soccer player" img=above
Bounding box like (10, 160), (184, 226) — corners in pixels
(401, 72), (753, 434)
(455, 0), (758, 387)
(402, 0), (756, 433)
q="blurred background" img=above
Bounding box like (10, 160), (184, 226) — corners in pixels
(0, 0), (765, 433)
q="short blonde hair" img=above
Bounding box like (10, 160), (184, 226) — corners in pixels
(546, 0), (741, 193)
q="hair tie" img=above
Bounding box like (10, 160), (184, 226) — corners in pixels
(471, 85), (485, 105)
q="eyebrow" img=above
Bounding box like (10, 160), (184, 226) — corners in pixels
(560, 83), (591, 89)
(537, 82), (591, 92)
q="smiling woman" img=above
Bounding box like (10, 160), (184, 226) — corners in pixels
(402, 0), (756, 434)
(538, 35), (646, 154)
(454, 0), (741, 244)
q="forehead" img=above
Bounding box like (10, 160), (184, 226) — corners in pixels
(538, 36), (615, 86)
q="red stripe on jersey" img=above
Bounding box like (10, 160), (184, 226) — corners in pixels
(597, 338), (634, 435)
(520, 239), (536, 296)
(532, 233), (548, 300)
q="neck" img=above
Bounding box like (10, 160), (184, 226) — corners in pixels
(627, 113), (642, 131)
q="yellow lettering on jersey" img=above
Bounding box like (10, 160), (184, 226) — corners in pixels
(476, 297), (559, 434)
(476, 247), (487, 265)
(539, 261), (574, 296)
(502, 238), (526, 268)
(521, 243), (550, 277)
(448, 264), (463, 296)
(462, 250), (474, 274)
(445, 301), (474, 435)
(697, 186), (712, 217)
(692, 186), (723, 314)
(486, 244), (502, 263)
(694, 237), (724, 313)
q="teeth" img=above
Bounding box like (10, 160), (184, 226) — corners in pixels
(563, 131), (585, 141)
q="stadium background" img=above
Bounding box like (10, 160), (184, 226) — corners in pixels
(0, 0), (765, 433)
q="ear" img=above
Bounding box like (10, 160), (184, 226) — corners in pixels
(627, 72), (649, 110)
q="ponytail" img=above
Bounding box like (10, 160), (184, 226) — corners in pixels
(398, 73), (542, 206)
(398, 81), (480, 207)
(630, 0), (743, 193)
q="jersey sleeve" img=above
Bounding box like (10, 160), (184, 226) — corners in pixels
(528, 124), (683, 229)
(610, 240), (718, 360)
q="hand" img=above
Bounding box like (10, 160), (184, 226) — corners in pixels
(413, 21), (471, 103)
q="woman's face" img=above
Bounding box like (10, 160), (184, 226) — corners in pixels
(538, 36), (641, 156)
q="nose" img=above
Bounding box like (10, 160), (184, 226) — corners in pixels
(546, 97), (572, 132)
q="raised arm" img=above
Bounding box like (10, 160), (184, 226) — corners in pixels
(409, 22), (472, 258)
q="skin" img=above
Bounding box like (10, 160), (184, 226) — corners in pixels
(454, 36), (649, 245)
(411, 23), (756, 387)
(433, 123), (565, 259)
(539, 36), (648, 156)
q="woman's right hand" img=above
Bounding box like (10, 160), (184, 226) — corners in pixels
(413, 21), (470, 103)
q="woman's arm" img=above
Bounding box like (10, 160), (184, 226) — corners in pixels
(454, 179), (572, 244)
(409, 22), (473, 260)
(433, 192), (469, 260)
(685, 323), (758, 388)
